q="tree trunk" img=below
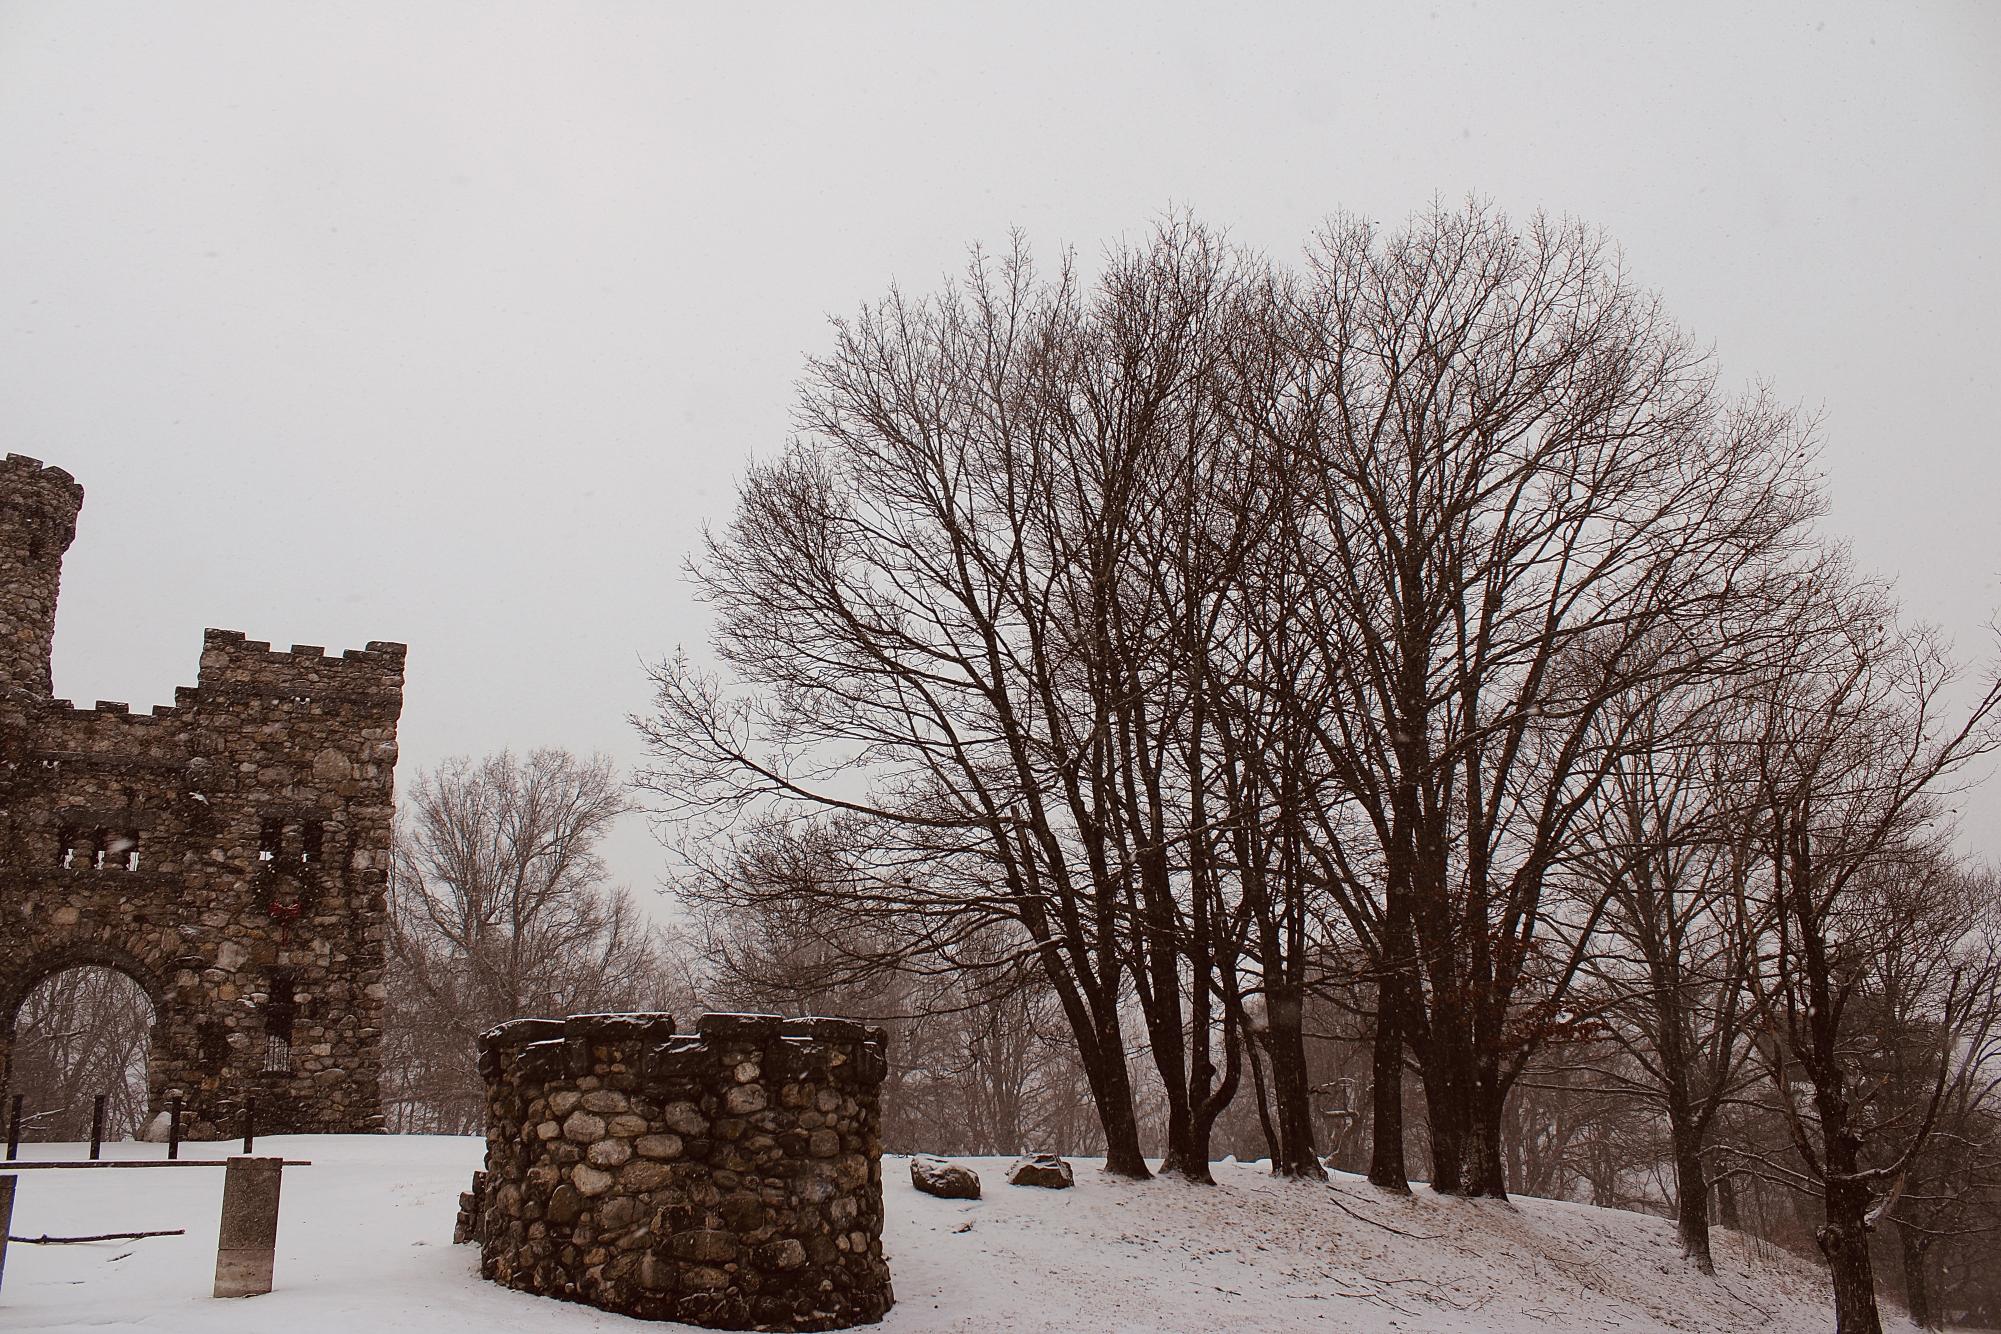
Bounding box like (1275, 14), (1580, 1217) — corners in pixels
(1264, 987), (1326, 1180)
(1462, 1074), (1509, 1199)
(1420, 1032), (1469, 1196)
(1714, 1168), (1742, 1233)
(1817, 1177), (1884, 1334)
(1088, 1036), (1151, 1179)
(1367, 974), (1409, 1192)
(1670, 1125), (1714, 1274)
(1045, 954), (1151, 1180)
(1896, 1223), (1937, 1331)
(1245, 1027), (1280, 1163)
(1144, 994), (1207, 1181)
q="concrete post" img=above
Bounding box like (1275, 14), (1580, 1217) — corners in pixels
(212, 1156), (283, 1298)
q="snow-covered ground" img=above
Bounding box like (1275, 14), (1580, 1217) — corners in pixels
(0, 1135), (1904, 1332)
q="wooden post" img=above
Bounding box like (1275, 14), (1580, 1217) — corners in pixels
(212, 1156), (283, 1298)
(168, 1096), (183, 1161)
(89, 1095), (106, 1161)
(4, 1096), (19, 1161)
(0, 1174), (14, 1294)
(242, 1097), (255, 1154)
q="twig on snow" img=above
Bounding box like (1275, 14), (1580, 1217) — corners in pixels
(7, 1228), (186, 1244)
(1323, 1191), (1445, 1241)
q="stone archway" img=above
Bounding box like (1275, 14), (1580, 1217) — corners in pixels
(2, 952), (162, 1141)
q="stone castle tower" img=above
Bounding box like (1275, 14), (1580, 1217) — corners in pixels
(0, 449), (82, 699)
(0, 453), (405, 1138)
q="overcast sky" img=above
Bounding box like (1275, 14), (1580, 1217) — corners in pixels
(4, 1), (1997, 897)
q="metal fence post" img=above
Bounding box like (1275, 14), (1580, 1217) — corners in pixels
(0, 1174), (15, 1293)
(89, 1095), (107, 1161)
(168, 1096), (183, 1161)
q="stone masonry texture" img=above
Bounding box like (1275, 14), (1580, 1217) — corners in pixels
(469, 1011), (894, 1331)
(0, 453), (405, 1138)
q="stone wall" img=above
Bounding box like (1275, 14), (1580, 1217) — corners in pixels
(469, 1012), (893, 1331)
(0, 453), (404, 1137)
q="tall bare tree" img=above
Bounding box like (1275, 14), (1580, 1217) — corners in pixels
(1569, 678), (1770, 1271)
(1876, 869), (2001, 1330)
(1234, 203), (1821, 1195)
(384, 748), (686, 1132)
(1723, 578), (2001, 1334)
(639, 224), (1273, 1179)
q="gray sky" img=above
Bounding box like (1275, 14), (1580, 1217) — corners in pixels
(4, 1), (1998, 897)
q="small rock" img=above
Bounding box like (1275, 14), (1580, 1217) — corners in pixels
(660, 1101), (707, 1136)
(599, 1195), (645, 1230)
(571, 1163), (615, 1196)
(619, 1159), (676, 1191)
(758, 1238), (808, 1270)
(671, 1228), (740, 1263)
(547, 1182), (584, 1225)
(680, 1264), (729, 1292)
(1007, 1153), (1074, 1189)
(911, 1155), (982, 1200)
(638, 1252), (674, 1291)
(724, 1084), (768, 1115)
(587, 1138), (633, 1168)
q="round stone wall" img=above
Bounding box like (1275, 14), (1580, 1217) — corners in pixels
(468, 1012), (893, 1331)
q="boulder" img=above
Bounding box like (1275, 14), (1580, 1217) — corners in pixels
(1006, 1153), (1074, 1189)
(910, 1155), (982, 1200)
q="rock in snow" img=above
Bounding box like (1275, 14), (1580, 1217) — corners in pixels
(1006, 1153), (1074, 1189)
(910, 1155), (982, 1199)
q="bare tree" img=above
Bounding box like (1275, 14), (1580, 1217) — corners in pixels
(1877, 872), (2001, 1330)
(690, 821), (1102, 1157)
(1724, 579), (2001, 1334)
(638, 224), (1270, 1180)
(1569, 679), (1770, 1271)
(383, 748), (688, 1132)
(1234, 202), (1822, 1196)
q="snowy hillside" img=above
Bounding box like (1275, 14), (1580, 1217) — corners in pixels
(1, 1135), (1903, 1332)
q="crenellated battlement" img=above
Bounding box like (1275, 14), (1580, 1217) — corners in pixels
(0, 453), (86, 530)
(39, 698), (181, 724)
(195, 632), (410, 716)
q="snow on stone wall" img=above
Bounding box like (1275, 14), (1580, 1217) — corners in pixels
(467, 1011), (893, 1331)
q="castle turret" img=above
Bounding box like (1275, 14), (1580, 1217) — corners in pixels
(0, 453), (85, 700)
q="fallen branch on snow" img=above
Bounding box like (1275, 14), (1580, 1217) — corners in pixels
(7, 1228), (186, 1244)
(1323, 1191), (1445, 1241)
